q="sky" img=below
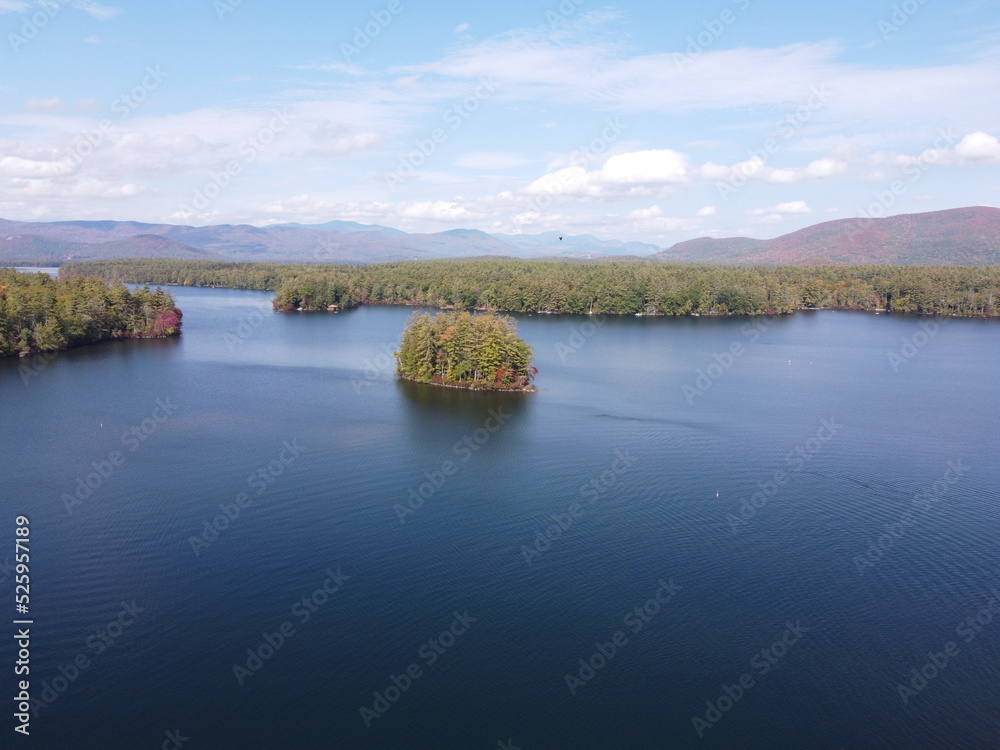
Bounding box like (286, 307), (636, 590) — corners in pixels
(1, 0), (999, 248)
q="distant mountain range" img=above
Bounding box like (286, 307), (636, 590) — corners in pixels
(0, 217), (658, 264)
(655, 207), (1000, 265)
(1, 206), (997, 265)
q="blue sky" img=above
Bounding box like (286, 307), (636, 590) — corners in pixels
(2, 0), (999, 246)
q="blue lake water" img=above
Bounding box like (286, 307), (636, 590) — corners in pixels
(1, 285), (998, 749)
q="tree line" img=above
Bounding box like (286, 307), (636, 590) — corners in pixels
(59, 257), (1000, 317)
(0, 269), (181, 358)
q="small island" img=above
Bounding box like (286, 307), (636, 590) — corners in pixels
(395, 310), (537, 391)
(0, 268), (182, 359)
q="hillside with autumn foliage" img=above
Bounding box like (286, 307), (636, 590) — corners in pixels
(0, 269), (181, 358)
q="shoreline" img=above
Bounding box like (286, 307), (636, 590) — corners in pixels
(397, 374), (536, 393)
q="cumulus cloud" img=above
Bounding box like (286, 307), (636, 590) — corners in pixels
(627, 205), (662, 219)
(774, 200), (812, 213)
(699, 156), (847, 185)
(749, 201), (812, 216)
(0, 155), (72, 178)
(697, 205), (716, 216)
(399, 200), (471, 222)
(954, 131), (1000, 163)
(524, 149), (688, 198)
(601, 149), (688, 185)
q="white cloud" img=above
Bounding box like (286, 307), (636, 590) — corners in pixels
(0, 0), (28, 12)
(69, 1), (122, 20)
(697, 205), (716, 216)
(524, 149), (688, 198)
(0, 155), (71, 178)
(454, 23), (469, 33)
(802, 158), (847, 178)
(5, 177), (145, 199)
(601, 149), (688, 185)
(397, 24), (999, 129)
(749, 201), (812, 217)
(774, 200), (812, 213)
(698, 156), (846, 185)
(955, 131), (1000, 163)
(627, 205), (662, 219)
(399, 200), (471, 222)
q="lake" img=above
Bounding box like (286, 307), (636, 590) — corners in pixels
(1, 285), (998, 749)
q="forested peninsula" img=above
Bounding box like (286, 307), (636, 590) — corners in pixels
(396, 310), (536, 391)
(0, 269), (181, 358)
(60, 258), (1000, 318)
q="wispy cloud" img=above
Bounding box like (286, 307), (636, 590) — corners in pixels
(69, 0), (122, 20)
(24, 96), (63, 113)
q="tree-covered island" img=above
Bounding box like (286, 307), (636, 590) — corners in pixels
(395, 310), (537, 391)
(0, 268), (182, 358)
